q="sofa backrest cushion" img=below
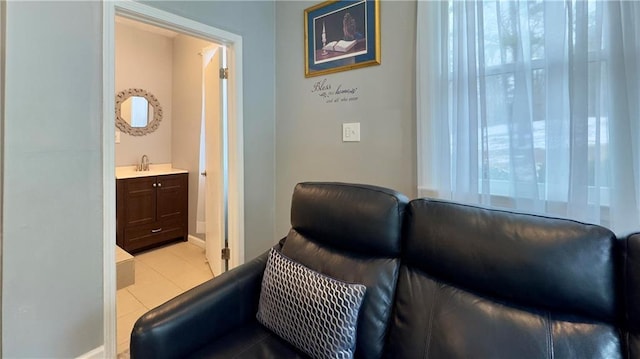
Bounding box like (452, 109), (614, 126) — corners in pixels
(624, 233), (640, 358)
(385, 199), (622, 358)
(288, 182), (407, 257)
(282, 182), (408, 359)
(404, 199), (618, 320)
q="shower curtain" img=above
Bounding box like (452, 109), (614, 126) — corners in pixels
(196, 46), (219, 234)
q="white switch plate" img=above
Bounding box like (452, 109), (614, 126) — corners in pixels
(115, 130), (121, 144)
(342, 122), (360, 142)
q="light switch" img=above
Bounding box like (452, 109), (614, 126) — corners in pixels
(115, 130), (121, 144)
(342, 123), (360, 142)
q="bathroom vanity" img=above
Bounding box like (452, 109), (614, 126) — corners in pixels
(116, 165), (188, 253)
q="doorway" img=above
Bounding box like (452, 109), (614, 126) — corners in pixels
(103, 1), (245, 357)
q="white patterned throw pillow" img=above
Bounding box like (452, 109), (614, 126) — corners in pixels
(256, 249), (367, 359)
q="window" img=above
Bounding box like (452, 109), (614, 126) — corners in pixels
(417, 0), (640, 234)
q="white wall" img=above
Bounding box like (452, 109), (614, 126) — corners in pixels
(3, 2), (103, 357)
(171, 34), (217, 240)
(274, 0), (417, 235)
(115, 22), (173, 167)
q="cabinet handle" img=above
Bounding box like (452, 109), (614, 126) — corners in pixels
(151, 228), (162, 233)
(152, 183), (157, 187)
(157, 183), (162, 187)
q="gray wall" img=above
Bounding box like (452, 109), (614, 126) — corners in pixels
(3, 2), (103, 357)
(1, 0), (416, 354)
(2, 0), (277, 355)
(146, 1), (277, 260)
(274, 0), (417, 235)
(0, 1), (5, 355)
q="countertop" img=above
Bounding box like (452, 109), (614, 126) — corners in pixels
(115, 163), (188, 179)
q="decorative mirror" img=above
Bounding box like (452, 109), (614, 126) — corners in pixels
(115, 88), (163, 136)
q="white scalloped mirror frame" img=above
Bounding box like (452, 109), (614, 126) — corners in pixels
(115, 88), (163, 136)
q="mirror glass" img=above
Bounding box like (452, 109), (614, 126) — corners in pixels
(115, 88), (163, 136)
(121, 96), (152, 128)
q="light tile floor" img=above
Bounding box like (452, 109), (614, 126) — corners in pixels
(117, 241), (214, 354)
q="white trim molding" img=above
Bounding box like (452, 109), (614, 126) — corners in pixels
(188, 235), (205, 249)
(103, 0), (245, 353)
(102, 1), (117, 358)
(226, 42), (245, 270)
(76, 346), (105, 359)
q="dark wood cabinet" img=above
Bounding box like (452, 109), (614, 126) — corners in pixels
(117, 173), (188, 253)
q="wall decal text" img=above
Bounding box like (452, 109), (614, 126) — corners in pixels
(311, 78), (359, 104)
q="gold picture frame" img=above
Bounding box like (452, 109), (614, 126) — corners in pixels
(304, 0), (381, 78)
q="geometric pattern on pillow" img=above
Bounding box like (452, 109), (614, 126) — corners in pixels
(257, 248), (367, 359)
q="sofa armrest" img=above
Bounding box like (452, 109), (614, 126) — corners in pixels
(130, 250), (269, 359)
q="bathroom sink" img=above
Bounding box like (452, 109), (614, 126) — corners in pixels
(115, 163), (188, 179)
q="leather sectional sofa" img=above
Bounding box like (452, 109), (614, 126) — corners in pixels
(130, 182), (639, 358)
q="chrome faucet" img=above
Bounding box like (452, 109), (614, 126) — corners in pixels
(141, 154), (150, 171)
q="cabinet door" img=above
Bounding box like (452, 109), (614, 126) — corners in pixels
(124, 176), (157, 227)
(156, 173), (188, 222)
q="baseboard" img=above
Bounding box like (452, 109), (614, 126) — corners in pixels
(76, 345), (104, 359)
(196, 220), (206, 234)
(188, 235), (205, 248)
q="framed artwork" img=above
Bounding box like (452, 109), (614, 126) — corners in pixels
(304, 0), (380, 78)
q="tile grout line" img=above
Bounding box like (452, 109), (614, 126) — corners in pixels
(136, 243), (213, 291)
(126, 287), (151, 311)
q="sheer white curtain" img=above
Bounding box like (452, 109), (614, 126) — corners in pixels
(417, 0), (640, 234)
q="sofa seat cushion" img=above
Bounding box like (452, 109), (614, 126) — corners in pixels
(384, 267), (622, 359)
(188, 321), (308, 359)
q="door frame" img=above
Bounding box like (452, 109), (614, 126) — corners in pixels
(102, 1), (245, 356)
(0, 1), (5, 354)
